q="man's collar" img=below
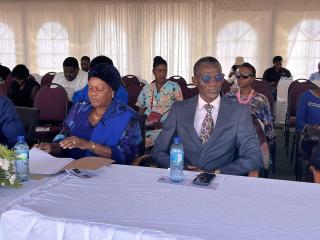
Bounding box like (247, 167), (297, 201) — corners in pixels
(197, 95), (220, 110)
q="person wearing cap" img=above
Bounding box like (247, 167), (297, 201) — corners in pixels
(36, 63), (142, 164)
(228, 56), (244, 92)
(152, 56), (262, 176)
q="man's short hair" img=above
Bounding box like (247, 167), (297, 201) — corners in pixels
(63, 57), (79, 69)
(193, 56), (222, 76)
(81, 56), (90, 62)
(240, 62), (256, 77)
(273, 56), (283, 63)
(90, 55), (113, 68)
(11, 64), (29, 79)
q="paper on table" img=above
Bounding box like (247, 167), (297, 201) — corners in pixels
(29, 148), (74, 175)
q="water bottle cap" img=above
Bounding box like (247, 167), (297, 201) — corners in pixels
(17, 136), (25, 142)
(173, 137), (180, 144)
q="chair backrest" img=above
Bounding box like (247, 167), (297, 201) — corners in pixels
(34, 83), (68, 123)
(184, 84), (198, 99)
(168, 75), (188, 89)
(287, 79), (318, 117)
(15, 106), (39, 144)
(0, 82), (7, 96)
(137, 113), (147, 156)
(122, 75), (141, 87)
(221, 79), (231, 95)
(40, 72), (56, 86)
(126, 84), (144, 111)
(5, 73), (14, 92)
(252, 80), (274, 114)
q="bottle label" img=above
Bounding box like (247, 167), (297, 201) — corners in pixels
(15, 151), (28, 161)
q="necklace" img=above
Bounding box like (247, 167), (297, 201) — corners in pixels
(236, 89), (254, 105)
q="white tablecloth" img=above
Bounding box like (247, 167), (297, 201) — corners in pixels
(1, 165), (320, 240)
(275, 80), (320, 124)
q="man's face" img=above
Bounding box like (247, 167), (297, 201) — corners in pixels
(192, 64), (223, 103)
(81, 60), (90, 72)
(63, 66), (79, 81)
(273, 61), (282, 71)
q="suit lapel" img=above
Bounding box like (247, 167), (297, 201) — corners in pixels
(184, 96), (202, 147)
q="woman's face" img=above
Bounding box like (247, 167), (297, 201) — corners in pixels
(153, 64), (167, 84)
(88, 77), (114, 109)
(237, 66), (255, 89)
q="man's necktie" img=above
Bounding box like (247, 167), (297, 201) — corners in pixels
(199, 104), (214, 144)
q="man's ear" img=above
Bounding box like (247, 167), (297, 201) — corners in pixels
(192, 76), (198, 86)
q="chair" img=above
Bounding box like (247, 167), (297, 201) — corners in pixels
(0, 82), (7, 96)
(252, 80), (274, 114)
(15, 106), (39, 145)
(122, 75), (141, 87)
(34, 83), (68, 123)
(184, 84), (199, 99)
(5, 73), (14, 92)
(126, 84), (144, 111)
(221, 80), (231, 95)
(168, 75), (188, 89)
(40, 72), (56, 86)
(284, 79), (317, 159)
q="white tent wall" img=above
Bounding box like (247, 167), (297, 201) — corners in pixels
(0, 0), (320, 82)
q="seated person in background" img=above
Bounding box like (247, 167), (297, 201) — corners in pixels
(151, 56), (263, 175)
(263, 56), (291, 100)
(80, 56), (90, 72)
(227, 56), (244, 92)
(0, 63), (11, 82)
(225, 62), (274, 169)
(0, 96), (25, 148)
(8, 64), (40, 107)
(72, 55), (128, 104)
(52, 57), (88, 100)
(296, 88), (320, 158)
(311, 141), (320, 170)
(309, 62), (320, 81)
(136, 56), (183, 143)
(36, 63), (142, 164)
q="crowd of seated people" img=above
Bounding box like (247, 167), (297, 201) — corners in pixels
(1, 54), (320, 180)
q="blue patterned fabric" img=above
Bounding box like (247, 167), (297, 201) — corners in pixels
(61, 99), (142, 164)
(225, 91), (275, 145)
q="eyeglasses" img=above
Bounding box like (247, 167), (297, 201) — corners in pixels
(197, 73), (225, 84)
(235, 73), (254, 80)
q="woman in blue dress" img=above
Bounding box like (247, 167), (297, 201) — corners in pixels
(37, 63), (142, 165)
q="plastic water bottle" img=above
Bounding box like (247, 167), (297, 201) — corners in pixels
(14, 136), (30, 182)
(170, 137), (184, 182)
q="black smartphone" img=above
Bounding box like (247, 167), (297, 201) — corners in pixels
(193, 172), (216, 186)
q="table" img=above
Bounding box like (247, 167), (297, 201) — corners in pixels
(275, 80), (320, 124)
(1, 165), (320, 240)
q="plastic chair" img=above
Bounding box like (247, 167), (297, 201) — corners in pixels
(126, 84), (144, 112)
(184, 84), (199, 99)
(122, 75), (141, 87)
(168, 75), (188, 89)
(284, 79), (317, 159)
(15, 106), (39, 145)
(40, 72), (56, 87)
(34, 83), (68, 123)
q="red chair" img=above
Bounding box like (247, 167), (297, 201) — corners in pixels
(122, 75), (141, 88)
(40, 72), (56, 87)
(168, 75), (188, 89)
(126, 85), (144, 112)
(252, 80), (274, 114)
(221, 80), (231, 95)
(284, 79), (318, 161)
(184, 84), (198, 99)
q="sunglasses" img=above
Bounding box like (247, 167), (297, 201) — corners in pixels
(198, 73), (225, 84)
(235, 73), (254, 80)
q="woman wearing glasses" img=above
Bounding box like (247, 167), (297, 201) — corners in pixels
(225, 62), (274, 169)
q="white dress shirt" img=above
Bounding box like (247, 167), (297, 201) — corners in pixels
(194, 95), (220, 136)
(52, 69), (88, 100)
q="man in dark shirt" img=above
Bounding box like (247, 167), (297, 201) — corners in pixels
(263, 56), (291, 100)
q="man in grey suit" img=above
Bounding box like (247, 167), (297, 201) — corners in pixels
(151, 56), (263, 175)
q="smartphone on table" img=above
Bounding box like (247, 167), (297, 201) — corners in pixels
(193, 172), (216, 186)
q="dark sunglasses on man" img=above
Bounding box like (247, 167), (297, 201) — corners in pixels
(198, 73), (225, 84)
